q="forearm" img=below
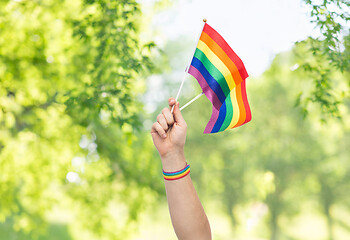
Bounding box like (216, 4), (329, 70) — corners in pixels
(151, 98), (211, 239)
(162, 152), (211, 240)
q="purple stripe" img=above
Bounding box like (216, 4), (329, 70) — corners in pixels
(188, 66), (221, 110)
(204, 106), (220, 134)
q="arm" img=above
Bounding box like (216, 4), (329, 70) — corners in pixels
(151, 98), (211, 240)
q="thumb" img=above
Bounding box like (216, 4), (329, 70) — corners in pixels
(173, 102), (186, 125)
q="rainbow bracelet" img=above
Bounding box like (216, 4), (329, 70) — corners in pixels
(163, 163), (190, 181)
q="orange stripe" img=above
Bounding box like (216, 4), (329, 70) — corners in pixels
(233, 83), (246, 128)
(200, 31), (243, 86)
(241, 80), (252, 124)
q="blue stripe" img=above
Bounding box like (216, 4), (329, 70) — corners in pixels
(163, 165), (190, 176)
(211, 102), (227, 133)
(190, 57), (226, 104)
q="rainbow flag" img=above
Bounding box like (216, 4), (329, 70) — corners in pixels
(188, 23), (252, 134)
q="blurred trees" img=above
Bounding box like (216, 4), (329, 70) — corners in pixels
(249, 46), (349, 239)
(243, 52), (324, 240)
(293, 38), (350, 240)
(0, 0), (161, 239)
(298, 0), (349, 118)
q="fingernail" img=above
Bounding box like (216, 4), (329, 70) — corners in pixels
(162, 134), (167, 138)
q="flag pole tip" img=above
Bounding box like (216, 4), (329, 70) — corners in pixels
(203, 18), (207, 22)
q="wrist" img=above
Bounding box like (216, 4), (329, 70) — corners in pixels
(161, 150), (186, 172)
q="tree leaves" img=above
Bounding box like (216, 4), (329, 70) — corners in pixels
(300, 0), (350, 119)
(0, 0), (161, 238)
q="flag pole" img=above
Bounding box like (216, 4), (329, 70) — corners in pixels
(180, 92), (204, 111)
(171, 18), (207, 113)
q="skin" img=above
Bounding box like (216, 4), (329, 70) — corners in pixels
(151, 97), (212, 240)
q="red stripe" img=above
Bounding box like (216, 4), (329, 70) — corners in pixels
(241, 80), (251, 124)
(203, 23), (249, 81)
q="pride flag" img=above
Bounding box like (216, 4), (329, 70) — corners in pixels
(188, 23), (252, 133)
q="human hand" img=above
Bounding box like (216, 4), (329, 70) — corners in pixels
(151, 98), (187, 163)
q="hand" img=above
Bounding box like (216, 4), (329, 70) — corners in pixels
(151, 98), (187, 160)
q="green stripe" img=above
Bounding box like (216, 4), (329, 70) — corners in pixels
(194, 49), (230, 97)
(219, 94), (233, 131)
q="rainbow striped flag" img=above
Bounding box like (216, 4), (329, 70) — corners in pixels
(188, 23), (252, 134)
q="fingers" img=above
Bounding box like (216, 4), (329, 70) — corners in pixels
(151, 122), (167, 139)
(162, 107), (174, 126)
(157, 113), (168, 131)
(168, 97), (186, 126)
(168, 98), (176, 109)
(151, 98), (186, 139)
(173, 102), (186, 126)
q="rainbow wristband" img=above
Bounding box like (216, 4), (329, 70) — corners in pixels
(163, 163), (190, 181)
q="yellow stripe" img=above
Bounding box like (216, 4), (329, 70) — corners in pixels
(163, 169), (190, 179)
(225, 88), (240, 130)
(197, 40), (236, 90)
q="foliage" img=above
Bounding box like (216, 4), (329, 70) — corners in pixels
(0, 0), (161, 239)
(298, 0), (350, 118)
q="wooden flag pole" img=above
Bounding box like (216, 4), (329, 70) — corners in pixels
(171, 18), (207, 113)
(180, 92), (204, 111)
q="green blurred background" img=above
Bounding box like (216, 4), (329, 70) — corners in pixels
(0, 0), (349, 239)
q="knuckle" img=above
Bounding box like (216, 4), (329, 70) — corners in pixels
(162, 108), (169, 114)
(157, 114), (162, 120)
